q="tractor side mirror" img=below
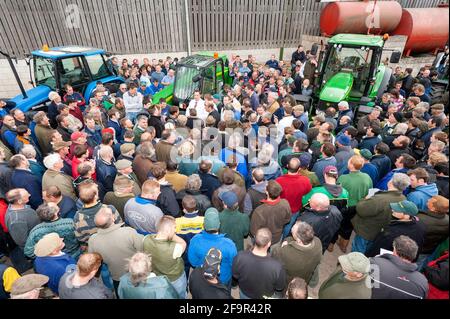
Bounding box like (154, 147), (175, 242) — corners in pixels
(193, 74), (202, 83)
(310, 44), (319, 56)
(390, 51), (401, 64)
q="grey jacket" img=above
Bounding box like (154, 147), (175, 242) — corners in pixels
(88, 223), (144, 281)
(5, 205), (40, 248)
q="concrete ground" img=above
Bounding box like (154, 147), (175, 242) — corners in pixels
(1, 233), (355, 299)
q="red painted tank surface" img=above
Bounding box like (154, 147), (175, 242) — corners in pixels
(320, 1), (403, 36)
(392, 8), (449, 55)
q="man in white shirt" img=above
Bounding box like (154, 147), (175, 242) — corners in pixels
(187, 90), (207, 121)
(277, 105), (295, 144)
(123, 83), (143, 123)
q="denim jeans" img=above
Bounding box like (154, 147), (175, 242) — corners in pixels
(171, 272), (187, 299)
(282, 212), (299, 240)
(126, 112), (140, 123)
(351, 235), (373, 254)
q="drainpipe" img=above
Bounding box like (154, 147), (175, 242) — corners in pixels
(0, 51), (28, 99)
(184, 0), (192, 56)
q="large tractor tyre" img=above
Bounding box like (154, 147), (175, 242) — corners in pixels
(430, 81), (449, 105)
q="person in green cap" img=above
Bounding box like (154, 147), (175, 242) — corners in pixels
(188, 208), (237, 286)
(318, 252), (371, 299)
(365, 200), (426, 258)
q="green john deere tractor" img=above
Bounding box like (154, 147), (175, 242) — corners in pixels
(151, 52), (233, 108)
(312, 34), (402, 118)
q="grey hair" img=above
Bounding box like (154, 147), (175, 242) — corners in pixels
(127, 253), (152, 287)
(295, 221), (315, 245)
(20, 144), (37, 159)
(391, 173), (411, 191)
(36, 203), (59, 222)
(393, 235), (418, 262)
(186, 174), (202, 191)
(393, 123), (408, 135)
(138, 142), (155, 160)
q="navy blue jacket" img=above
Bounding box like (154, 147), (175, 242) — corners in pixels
(359, 136), (381, 154)
(11, 169), (43, 209)
(106, 120), (122, 142)
(95, 159), (117, 199)
(371, 154), (392, 180)
(420, 127), (442, 147)
(84, 126), (103, 148)
(58, 195), (78, 219)
(198, 171), (221, 200)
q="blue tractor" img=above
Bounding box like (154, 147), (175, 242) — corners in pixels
(2, 46), (125, 113)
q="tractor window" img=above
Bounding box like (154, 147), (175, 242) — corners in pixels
(86, 54), (111, 80)
(174, 66), (201, 101)
(202, 64), (216, 95)
(216, 60), (224, 92)
(323, 46), (374, 97)
(35, 57), (56, 90)
(58, 57), (90, 88)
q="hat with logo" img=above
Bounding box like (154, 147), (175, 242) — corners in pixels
(202, 248), (222, 279)
(338, 252), (370, 274)
(10, 274), (49, 296)
(324, 165), (338, 176)
(218, 191), (238, 208)
(390, 200), (419, 216)
(204, 208), (221, 231)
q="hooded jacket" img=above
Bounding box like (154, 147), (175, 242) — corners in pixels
(370, 254), (428, 299)
(298, 205), (343, 253)
(302, 183), (349, 207)
(407, 184), (439, 211)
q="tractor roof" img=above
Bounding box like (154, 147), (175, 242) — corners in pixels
(32, 46), (106, 60)
(178, 52), (228, 68)
(329, 34), (385, 48)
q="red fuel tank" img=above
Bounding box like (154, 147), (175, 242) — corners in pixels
(392, 8), (449, 56)
(320, 1), (403, 36)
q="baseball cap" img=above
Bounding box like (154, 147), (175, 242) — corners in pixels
(218, 191), (238, 208)
(115, 159), (132, 170)
(202, 248), (222, 280)
(34, 233), (63, 257)
(212, 94), (221, 100)
(324, 165), (338, 176)
(204, 208), (220, 231)
(390, 200), (419, 216)
(52, 140), (72, 151)
(10, 274), (49, 296)
(102, 128), (115, 136)
(336, 135), (351, 147)
(359, 149), (373, 160)
(70, 131), (87, 141)
(338, 252), (370, 274)
(298, 153), (311, 168)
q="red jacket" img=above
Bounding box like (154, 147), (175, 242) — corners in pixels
(276, 174), (312, 214)
(0, 199), (8, 233)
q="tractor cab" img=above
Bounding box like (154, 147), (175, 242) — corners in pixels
(172, 53), (231, 107)
(10, 46), (124, 112)
(314, 34), (399, 114)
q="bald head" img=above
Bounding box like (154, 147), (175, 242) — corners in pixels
(252, 168), (265, 183)
(94, 207), (114, 229)
(287, 158), (301, 174)
(310, 193), (330, 211)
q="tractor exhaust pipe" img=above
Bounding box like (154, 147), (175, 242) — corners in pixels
(0, 50), (28, 99)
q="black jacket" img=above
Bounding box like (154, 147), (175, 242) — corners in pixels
(370, 254), (428, 299)
(57, 125), (72, 142)
(298, 205), (343, 253)
(371, 155), (392, 180)
(291, 50), (306, 65)
(176, 189), (211, 215)
(157, 183), (180, 217)
(148, 115), (164, 139)
(0, 162), (12, 198)
(436, 175), (449, 199)
(365, 218), (426, 258)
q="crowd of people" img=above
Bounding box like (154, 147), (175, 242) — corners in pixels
(0, 45), (448, 300)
